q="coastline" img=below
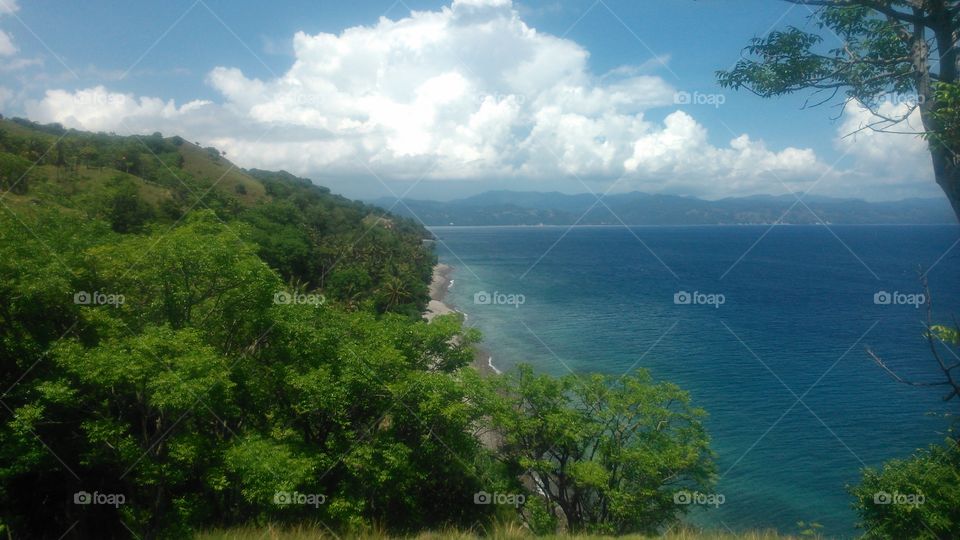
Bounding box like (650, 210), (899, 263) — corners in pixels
(423, 263), (455, 322)
(424, 263), (499, 376)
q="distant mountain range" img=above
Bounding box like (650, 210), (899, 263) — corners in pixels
(368, 191), (958, 226)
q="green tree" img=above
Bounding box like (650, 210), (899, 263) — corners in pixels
(0, 206), (496, 538)
(719, 1), (960, 219)
(377, 274), (413, 313)
(850, 441), (960, 539)
(480, 365), (715, 535)
(0, 118), (486, 537)
(107, 180), (155, 233)
(79, 145), (99, 168)
(0, 151), (31, 195)
(52, 326), (237, 538)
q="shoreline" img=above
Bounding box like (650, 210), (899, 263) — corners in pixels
(423, 263), (455, 322)
(423, 263), (500, 376)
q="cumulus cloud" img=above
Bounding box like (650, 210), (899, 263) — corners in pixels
(0, 30), (15, 56)
(0, 1), (43, 79)
(0, 0), (18, 57)
(193, 0), (683, 181)
(0, 85), (12, 109)
(624, 111), (822, 194)
(0, 0), (18, 16)
(830, 99), (938, 200)
(27, 86), (213, 133)
(24, 0), (838, 198)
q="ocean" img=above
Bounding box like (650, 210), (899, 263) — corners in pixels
(430, 224), (960, 538)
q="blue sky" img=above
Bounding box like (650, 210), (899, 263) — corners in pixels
(0, 0), (936, 201)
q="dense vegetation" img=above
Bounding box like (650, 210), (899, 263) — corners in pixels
(3, 116), (956, 539)
(0, 117), (433, 316)
(0, 119), (716, 539)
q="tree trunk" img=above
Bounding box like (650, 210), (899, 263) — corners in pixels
(929, 142), (960, 222)
(916, 6), (960, 222)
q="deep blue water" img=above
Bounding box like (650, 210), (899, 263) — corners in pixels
(431, 225), (960, 538)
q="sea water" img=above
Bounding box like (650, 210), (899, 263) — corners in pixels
(431, 224), (959, 538)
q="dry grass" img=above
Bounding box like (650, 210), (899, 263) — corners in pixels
(195, 522), (808, 540)
(177, 143), (266, 204)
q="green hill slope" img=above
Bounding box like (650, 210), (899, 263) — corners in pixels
(0, 116), (434, 315)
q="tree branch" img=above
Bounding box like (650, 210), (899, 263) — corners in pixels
(784, 0), (929, 26)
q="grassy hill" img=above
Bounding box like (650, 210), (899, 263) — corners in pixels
(0, 116), (267, 214)
(176, 140), (267, 204)
(0, 116), (435, 315)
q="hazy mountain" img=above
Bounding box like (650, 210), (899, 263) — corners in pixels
(370, 190), (958, 226)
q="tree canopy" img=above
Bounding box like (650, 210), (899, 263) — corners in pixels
(719, 0), (960, 219)
(0, 119), (716, 538)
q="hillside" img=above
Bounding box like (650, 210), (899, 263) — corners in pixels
(0, 118), (482, 538)
(0, 118), (724, 540)
(372, 190), (958, 226)
(0, 116), (434, 316)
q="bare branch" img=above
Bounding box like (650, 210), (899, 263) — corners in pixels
(865, 274), (960, 403)
(865, 347), (950, 387)
(839, 100), (927, 137)
(802, 87), (842, 109)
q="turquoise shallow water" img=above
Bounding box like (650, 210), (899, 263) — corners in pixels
(431, 225), (960, 538)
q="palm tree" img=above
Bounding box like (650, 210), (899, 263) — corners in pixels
(378, 275), (411, 311)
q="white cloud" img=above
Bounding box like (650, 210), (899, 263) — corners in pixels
(0, 0), (18, 57)
(23, 0), (846, 199)
(0, 29), (15, 56)
(0, 0), (18, 16)
(831, 99), (938, 199)
(0, 85), (12, 109)
(620, 111), (824, 196)
(26, 86), (213, 133)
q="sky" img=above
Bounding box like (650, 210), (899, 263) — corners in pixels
(0, 0), (936, 201)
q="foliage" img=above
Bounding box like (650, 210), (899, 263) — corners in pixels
(479, 365), (715, 535)
(0, 207), (486, 538)
(718, 6), (915, 107)
(928, 82), (960, 150)
(850, 440), (960, 539)
(107, 176), (155, 232)
(0, 117), (434, 318)
(0, 151), (32, 194)
(717, 1), (960, 218)
(928, 323), (960, 346)
(0, 118), (715, 538)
